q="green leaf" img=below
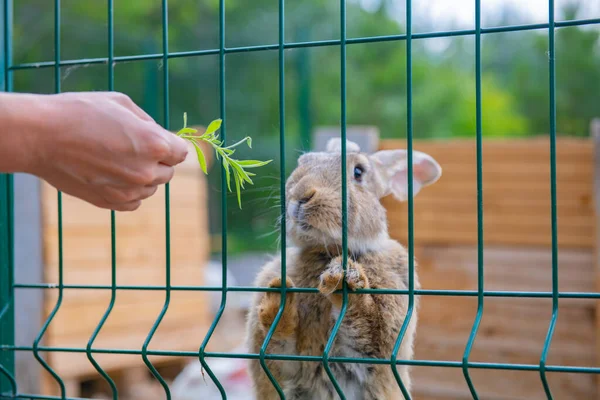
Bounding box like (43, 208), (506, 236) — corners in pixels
(192, 142), (208, 174)
(233, 172), (242, 209)
(177, 127), (198, 136)
(205, 119), (222, 135)
(177, 113), (271, 208)
(222, 158), (232, 192)
(230, 162), (253, 185)
(236, 159), (272, 168)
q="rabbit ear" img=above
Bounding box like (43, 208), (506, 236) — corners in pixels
(371, 149), (441, 201)
(325, 138), (361, 153)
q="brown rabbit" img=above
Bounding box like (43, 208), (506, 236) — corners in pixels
(245, 138), (442, 400)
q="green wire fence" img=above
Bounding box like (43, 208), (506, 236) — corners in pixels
(0, 0), (600, 399)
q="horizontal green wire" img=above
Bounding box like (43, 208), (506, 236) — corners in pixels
(2, 346), (599, 374)
(8, 18), (599, 71)
(7, 395), (89, 400)
(11, 284), (600, 298)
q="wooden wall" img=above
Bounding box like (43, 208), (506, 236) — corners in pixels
(39, 140), (213, 394)
(380, 137), (596, 399)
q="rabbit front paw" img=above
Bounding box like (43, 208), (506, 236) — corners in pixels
(318, 257), (369, 296)
(258, 277), (298, 337)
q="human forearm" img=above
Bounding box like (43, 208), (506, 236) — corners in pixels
(0, 92), (52, 173)
(0, 91), (188, 211)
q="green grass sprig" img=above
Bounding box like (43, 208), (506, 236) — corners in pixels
(176, 113), (272, 208)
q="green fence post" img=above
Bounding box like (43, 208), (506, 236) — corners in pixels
(296, 26), (312, 151)
(0, 0), (16, 396)
(0, 173), (16, 397)
(142, 38), (159, 121)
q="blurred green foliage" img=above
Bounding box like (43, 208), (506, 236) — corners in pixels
(9, 0), (600, 255)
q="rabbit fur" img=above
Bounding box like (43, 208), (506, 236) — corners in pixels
(245, 139), (442, 400)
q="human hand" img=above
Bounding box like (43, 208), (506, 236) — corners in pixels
(25, 92), (188, 211)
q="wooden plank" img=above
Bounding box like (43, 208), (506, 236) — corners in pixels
(48, 325), (207, 379)
(381, 138), (594, 248)
(44, 264), (205, 294)
(394, 196), (592, 216)
(39, 144), (213, 386)
(592, 118), (600, 399)
(45, 292), (209, 339)
(414, 245), (595, 293)
(388, 208), (592, 230)
(388, 215), (594, 249)
(413, 369), (594, 400)
(408, 243), (596, 399)
(416, 299), (595, 364)
(413, 297), (596, 399)
(44, 227), (208, 269)
(380, 137), (593, 162)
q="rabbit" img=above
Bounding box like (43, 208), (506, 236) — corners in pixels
(245, 138), (442, 400)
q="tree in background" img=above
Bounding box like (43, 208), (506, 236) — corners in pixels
(481, 1), (600, 136)
(9, 0), (599, 254)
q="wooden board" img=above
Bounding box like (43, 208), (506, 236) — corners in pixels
(411, 244), (596, 400)
(39, 140), (212, 381)
(380, 138), (594, 249)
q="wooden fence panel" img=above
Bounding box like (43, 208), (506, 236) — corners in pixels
(381, 138), (594, 249)
(380, 137), (596, 399)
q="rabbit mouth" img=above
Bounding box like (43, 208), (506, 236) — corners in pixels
(287, 203), (314, 232)
(297, 221), (312, 231)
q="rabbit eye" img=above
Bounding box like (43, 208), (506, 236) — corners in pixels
(353, 165), (365, 181)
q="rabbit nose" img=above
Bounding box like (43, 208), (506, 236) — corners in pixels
(298, 190), (316, 205)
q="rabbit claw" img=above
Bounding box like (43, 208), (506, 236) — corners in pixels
(319, 256), (368, 296)
(258, 277), (297, 334)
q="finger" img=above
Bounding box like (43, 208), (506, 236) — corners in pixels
(111, 92), (155, 122)
(151, 164), (176, 186)
(112, 200), (142, 212)
(134, 185), (159, 201)
(50, 180), (144, 212)
(156, 129), (189, 166)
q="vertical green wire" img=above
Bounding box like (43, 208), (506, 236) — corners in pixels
(257, 0), (287, 397)
(141, 1), (172, 398)
(296, 26), (311, 151)
(540, 0), (558, 398)
(0, 0), (17, 395)
(322, 0), (348, 398)
(198, 0), (227, 397)
(389, 0), (413, 398)
(2, 0), (11, 93)
(462, 0), (484, 398)
(85, 1), (118, 397)
(0, 173), (17, 397)
(32, 1), (67, 397)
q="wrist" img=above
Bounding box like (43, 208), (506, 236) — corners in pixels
(0, 92), (64, 175)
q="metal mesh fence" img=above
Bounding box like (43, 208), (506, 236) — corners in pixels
(1, 0), (600, 399)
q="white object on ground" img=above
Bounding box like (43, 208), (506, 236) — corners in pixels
(171, 346), (254, 400)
